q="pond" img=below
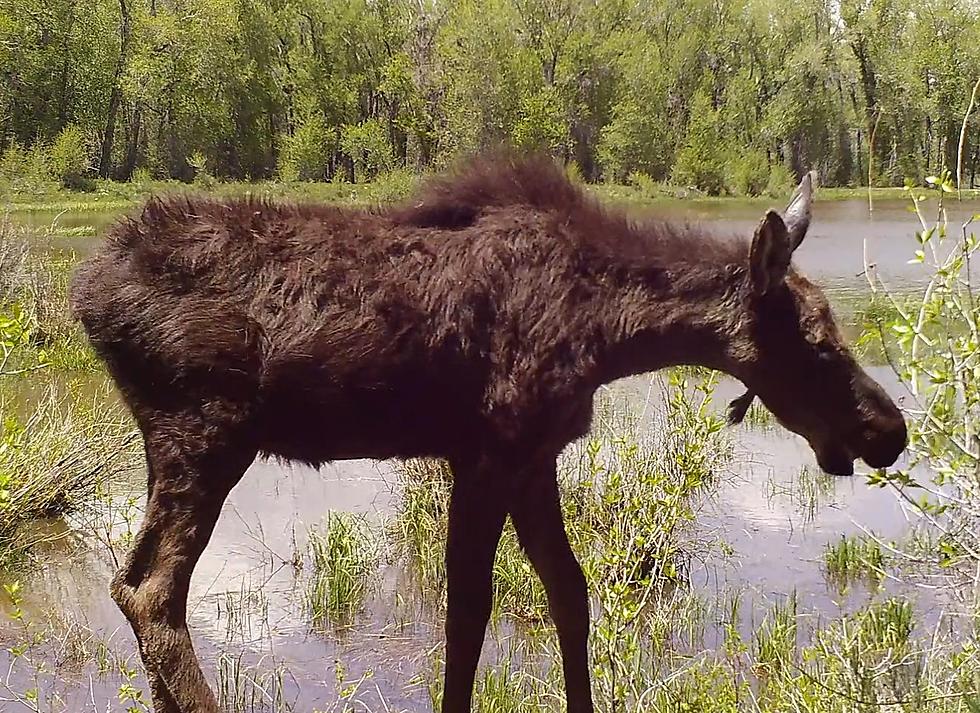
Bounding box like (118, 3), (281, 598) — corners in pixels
(1, 193), (975, 712)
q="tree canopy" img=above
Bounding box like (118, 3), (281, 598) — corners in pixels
(1, 0), (978, 193)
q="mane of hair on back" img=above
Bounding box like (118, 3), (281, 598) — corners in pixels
(390, 151), (748, 270)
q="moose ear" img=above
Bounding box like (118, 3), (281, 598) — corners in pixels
(784, 171), (814, 251)
(750, 210), (791, 296)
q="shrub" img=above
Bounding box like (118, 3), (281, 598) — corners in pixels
(278, 115), (331, 182)
(340, 119), (394, 183)
(627, 171), (660, 198)
(189, 151), (216, 189)
(0, 141), (55, 195)
(672, 89), (728, 195)
(726, 148), (770, 197)
(49, 126), (91, 190)
(511, 89), (567, 154)
(764, 162), (795, 197)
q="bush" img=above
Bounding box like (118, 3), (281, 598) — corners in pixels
(0, 142), (55, 195)
(188, 151), (216, 189)
(278, 115), (331, 182)
(48, 126), (91, 190)
(340, 119), (394, 183)
(627, 170), (661, 198)
(511, 89), (567, 154)
(672, 90), (728, 195)
(764, 162), (795, 197)
(726, 148), (770, 197)
(870, 170), (980, 612)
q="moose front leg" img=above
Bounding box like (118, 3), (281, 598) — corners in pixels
(440, 462), (508, 713)
(112, 425), (255, 713)
(510, 465), (594, 713)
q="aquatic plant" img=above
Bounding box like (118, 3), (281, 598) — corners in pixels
(216, 652), (295, 713)
(392, 370), (731, 631)
(305, 512), (378, 628)
(0, 385), (138, 567)
(824, 535), (886, 592)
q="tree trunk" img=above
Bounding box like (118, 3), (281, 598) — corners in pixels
(121, 104), (141, 180)
(99, 0), (132, 178)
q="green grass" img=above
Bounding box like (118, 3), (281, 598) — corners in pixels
(305, 512), (377, 629)
(742, 399), (777, 429)
(215, 651), (294, 713)
(0, 384), (139, 567)
(753, 594), (798, 677)
(391, 456), (452, 593)
(824, 535), (886, 593)
(7, 171), (977, 219)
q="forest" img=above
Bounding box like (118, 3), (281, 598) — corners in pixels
(1, 0), (979, 195)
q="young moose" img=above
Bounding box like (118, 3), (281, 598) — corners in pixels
(71, 154), (906, 713)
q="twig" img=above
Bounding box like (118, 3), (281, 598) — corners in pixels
(957, 77), (980, 201)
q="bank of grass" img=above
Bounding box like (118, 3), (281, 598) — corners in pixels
(423, 592), (978, 713)
(8, 171), (979, 217)
(0, 218), (138, 567)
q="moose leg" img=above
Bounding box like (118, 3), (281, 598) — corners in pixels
(440, 464), (508, 713)
(510, 469), (594, 713)
(111, 427), (255, 713)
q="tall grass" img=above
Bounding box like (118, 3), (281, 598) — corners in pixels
(305, 513), (378, 629)
(0, 216), (139, 566)
(0, 385), (139, 563)
(392, 371), (731, 630)
(216, 652), (295, 713)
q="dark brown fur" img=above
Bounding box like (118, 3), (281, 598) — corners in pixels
(70, 153), (906, 713)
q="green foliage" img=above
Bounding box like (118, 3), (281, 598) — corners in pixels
(869, 169), (980, 600)
(672, 89), (728, 195)
(393, 371), (730, 632)
(279, 115), (331, 183)
(48, 126), (91, 190)
(340, 119), (394, 183)
(765, 162), (796, 198)
(726, 147), (771, 197)
(2, 0), (976, 186)
(511, 89), (567, 153)
(305, 513), (377, 628)
(824, 535), (885, 592)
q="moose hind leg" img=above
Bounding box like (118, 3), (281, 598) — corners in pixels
(111, 425), (255, 713)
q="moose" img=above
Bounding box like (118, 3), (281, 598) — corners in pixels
(70, 153), (907, 713)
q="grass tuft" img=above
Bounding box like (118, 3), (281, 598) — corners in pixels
(824, 534), (886, 592)
(305, 512), (377, 629)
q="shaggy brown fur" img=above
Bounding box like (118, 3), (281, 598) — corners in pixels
(71, 153), (906, 713)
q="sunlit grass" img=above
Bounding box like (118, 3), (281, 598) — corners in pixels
(305, 512), (377, 629)
(824, 534), (886, 592)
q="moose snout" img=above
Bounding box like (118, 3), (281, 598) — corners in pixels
(853, 375), (908, 469)
(860, 417), (908, 468)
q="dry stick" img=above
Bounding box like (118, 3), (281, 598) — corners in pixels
(957, 77), (980, 201)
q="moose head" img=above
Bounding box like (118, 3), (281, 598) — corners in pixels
(729, 175), (907, 476)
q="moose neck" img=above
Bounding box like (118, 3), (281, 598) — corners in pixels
(594, 251), (750, 386)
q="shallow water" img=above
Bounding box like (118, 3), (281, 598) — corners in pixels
(2, 194), (976, 711)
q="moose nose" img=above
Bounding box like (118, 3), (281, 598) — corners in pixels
(861, 418), (908, 468)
